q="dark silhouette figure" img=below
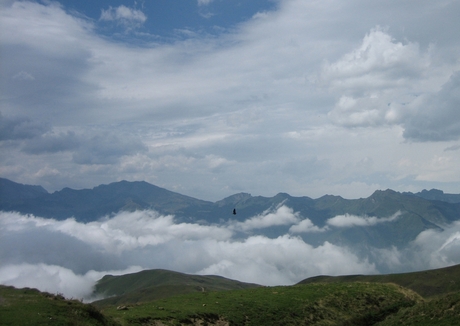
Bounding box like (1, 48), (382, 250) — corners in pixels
(233, 208), (236, 215)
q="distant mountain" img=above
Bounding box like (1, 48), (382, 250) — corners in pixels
(92, 269), (261, 306)
(1, 178), (460, 256)
(0, 178), (214, 222)
(299, 263), (460, 299)
(403, 188), (460, 203)
(0, 177), (48, 201)
(93, 263), (460, 307)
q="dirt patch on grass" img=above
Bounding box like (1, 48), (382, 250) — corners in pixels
(141, 318), (229, 326)
(189, 317), (229, 326)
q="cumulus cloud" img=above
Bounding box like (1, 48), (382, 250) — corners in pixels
(326, 211), (401, 228)
(321, 27), (427, 88)
(321, 25), (460, 144)
(322, 27), (431, 128)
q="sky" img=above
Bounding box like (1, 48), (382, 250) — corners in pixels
(1, 0), (460, 202)
(2, 209), (460, 300)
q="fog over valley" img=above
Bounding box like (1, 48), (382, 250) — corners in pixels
(1, 203), (460, 300)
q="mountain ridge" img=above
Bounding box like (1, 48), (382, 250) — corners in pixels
(1, 177), (460, 258)
(92, 269), (261, 306)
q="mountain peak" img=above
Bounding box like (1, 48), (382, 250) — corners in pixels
(0, 177), (48, 201)
(403, 188), (460, 203)
(215, 193), (252, 206)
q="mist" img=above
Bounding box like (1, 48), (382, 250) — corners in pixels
(1, 209), (460, 300)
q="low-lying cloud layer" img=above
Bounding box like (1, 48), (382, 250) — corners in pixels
(326, 212), (401, 228)
(1, 209), (460, 301)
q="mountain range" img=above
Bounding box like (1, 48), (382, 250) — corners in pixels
(1, 177), (460, 255)
(2, 177), (459, 221)
(2, 178), (460, 324)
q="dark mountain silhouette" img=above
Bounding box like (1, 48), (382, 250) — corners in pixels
(0, 178), (214, 222)
(0, 177), (48, 200)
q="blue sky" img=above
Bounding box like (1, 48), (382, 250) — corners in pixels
(60, 0), (277, 39)
(1, 0), (460, 201)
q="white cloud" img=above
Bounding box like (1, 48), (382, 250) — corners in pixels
(321, 27), (428, 86)
(322, 27), (432, 128)
(2, 210), (460, 299)
(411, 222), (460, 269)
(0, 210), (233, 254)
(0, 263), (141, 301)
(229, 204), (300, 231)
(100, 5), (147, 26)
(0, 210), (375, 296)
(367, 221), (460, 273)
(326, 211), (401, 228)
(196, 236), (377, 285)
(289, 218), (327, 233)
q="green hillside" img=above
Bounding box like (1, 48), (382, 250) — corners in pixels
(93, 269), (261, 306)
(377, 291), (460, 326)
(298, 263), (460, 298)
(98, 282), (421, 326)
(0, 285), (118, 326)
(4, 265), (460, 325)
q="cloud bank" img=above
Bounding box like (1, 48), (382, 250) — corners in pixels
(326, 211), (401, 228)
(2, 209), (460, 300)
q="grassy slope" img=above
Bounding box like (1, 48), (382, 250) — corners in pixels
(93, 269), (261, 306)
(377, 291), (460, 326)
(298, 263), (460, 298)
(0, 285), (119, 326)
(4, 276), (460, 325)
(99, 282), (421, 326)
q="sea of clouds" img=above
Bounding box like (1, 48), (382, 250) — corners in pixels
(1, 208), (460, 301)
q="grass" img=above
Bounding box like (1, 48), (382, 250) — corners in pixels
(99, 282), (420, 325)
(377, 291), (460, 326)
(4, 265), (460, 325)
(0, 285), (119, 326)
(299, 263), (460, 298)
(93, 269), (260, 306)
